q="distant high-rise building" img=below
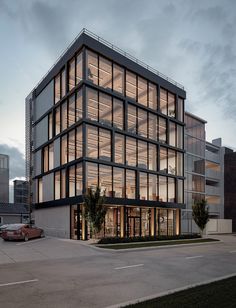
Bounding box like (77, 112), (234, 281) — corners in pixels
(0, 154), (9, 203)
(13, 180), (29, 204)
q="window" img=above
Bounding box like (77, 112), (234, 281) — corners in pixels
(61, 169), (66, 198)
(149, 174), (158, 201)
(168, 92), (175, 118)
(61, 69), (66, 98)
(54, 171), (60, 200)
(149, 113), (157, 141)
(148, 83), (157, 110)
(113, 64), (124, 94)
(159, 176), (167, 202)
(113, 167), (125, 198)
(113, 98), (124, 129)
(76, 52), (83, 84)
(126, 137), (137, 166)
(138, 140), (147, 169)
(43, 146), (48, 172)
(127, 104), (136, 134)
(68, 130), (75, 162)
(160, 147), (167, 173)
(76, 163), (83, 195)
(138, 77), (147, 106)
(86, 162), (98, 190)
(69, 165), (75, 197)
(76, 89), (83, 121)
(159, 117), (167, 143)
(168, 177), (175, 202)
(86, 125), (98, 159)
(99, 128), (111, 161)
(139, 172), (148, 200)
(149, 143), (157, 171)
(99, 56), (112, 89)
(49, 143), (54, 170)
(177, 152), (183, 176)
(61, 135), (67, 165)
(169, 122), (176, 147)
(168, 149), (176, 175)
(54, 74), (60, 104)
(99, 92), (112, 126)
(177, 179), (183, 203)
(178, 97), (184, 122)
(49, 113), (53, 139)
(177, 125), (183, 149)
(114, 134), (125, 164)
(86, 50), (98, 85)
(126, 71), (136, 100)
(38, 178), (43, 203)
(76, 126), (83, 159)
(61, 101), (67, 131)
(137, 108), (147, 138)
(86, 88), (98, 121)
(68, 94), (75, 127)
(99, 165), (112, 197)
(69, 58), (75, 91)
(126, 169), (136, 199)
(160, 88), (167, 115)
(55, 107), (60, 135)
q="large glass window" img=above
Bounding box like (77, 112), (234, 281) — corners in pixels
(86, 50), (98, 85)
(55, 74), (60, 104)
(178, 97), (184, 122)
(61, 169), (66, 198)
(49, 113), (53, 140)
(177, 125), (183, 149)
(61, 101), (67, 131)
(168, 149), (176, 175)
(138, 140), (147, 169)
(139, 172), (148, 200)
(127, 104), (136, 134)
(38, 178), (43, 203)
(86, 125), (98, 159)
(148, 83), (157, 110)
(168, 177), (175, 202)
(68, 130), (75, 162)
(114, 134), (125, 164)
(126, 169), (136, 199)
(113, 98), (124, 130)
(149, 174), (158, 201)
(160, 88), (167, 115)
(68, 94), (75, 127)
(69, 165), (75, 197)
(54, 171), (60, 200)
(126, 71), (136, 100)
(177, 179), (183, 203)
(113, 64), (124, 94)
(113, 167), (125, 198)
(76, 126), (83, 159)
(99, 56), (112, 90)
(86, 162), (98, 190)
(99, 93), (112, 126)
(177, 152), (183, 176)
(149, 113), (157, 141)
(43, 146), (48, 172)
(61, 135), (67, 165)
(86, 88), (98, 121)
(159, 117), (167, 143)
(55, 107), (60, 135)
(148, 143), (157, 171)
(138, 77), (147, 106)
(68, 58), (75, 91)
(168, 92), (175, 118)
(160, 147), (167, 173)
(99, 165), (112, 197)
(99, 128), (111, 161)
(49, 143), (54, 170)
(126, 137), (137, 166)
(159, 209), (168, 235)
(137, 108), (147, 138)
(169, 122), (176, 147)
(159, 176), (167, 202)
(61, 69), (66, 98)
(76, 89), (83, 121)
(76, 163), (83, 195)
(76, 52), (83, 84)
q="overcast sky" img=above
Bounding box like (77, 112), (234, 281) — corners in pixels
(0, 0), (236, 185)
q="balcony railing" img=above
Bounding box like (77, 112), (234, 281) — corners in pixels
(206, 185), (220, 196)
(206, 151), (220, 163)
(206, 169), (221, 180)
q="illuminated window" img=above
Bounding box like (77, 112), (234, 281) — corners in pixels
(138, 140), (147, 169)
(149, 113), (157, 141)
(168, 92), (175, 118)
(48, 113), (53, 140)
(113, 167), (125, 198)
(138, 77), (147, 106)
(86, 162), (98, 190)
(55, 107), (60, 135)
(115, 134), (125, 164)
(43, 146), (48, 172)
(86, 88), (98, 121)
(69, 165), (75, 197)
(169, 122), (176, 147)
(54, 171), (60, 200)
(61, 101), (67, 131)
(148, 143), (157, 171)
(76, 163), (83, 195)
(68, 94), (75, 127)
(68, 130), (75, 162)
(159, 117), (167, 143)
(69, 58), (75, 91)
(86, 50), (98, 85)
(160, 147), (167, 173)
(61, 169), (66, 198)
(54, 74), (60, 104)
(113, 98), (124, 130)
(76, 125), (83, 159)
(38, 178), (43, 203)
(137, 108), (147, 138)
(139, 172), (148, 200)
(49, 143), (54, 170)
(126, 169), (136, 199)
(168, 149), (176, 175)
(113, 64), (124, 94)
(126, 137), (137, 167)
(99, 56), (112, 89)
(76, 89), (83, 121)
(86, 125), (98, 159)
(149, 174), (158, 201)
(126, 71), (136, 100)
(99, 164), (112, 197)
(61, 135), (67, 165)
(160, 88), (167, 115)
(99, 128), (111, 161)
(99, 92), (112, 126)
(61, 69), (66, 98)
(159, 176), (167, 202)
(168, 177), (175, 203)
(148, 83), (157, 110)
(127, 104), (136, 134)
(76, 52), (83, 84)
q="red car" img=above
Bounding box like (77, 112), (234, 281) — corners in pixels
(1, 224), (44, 241)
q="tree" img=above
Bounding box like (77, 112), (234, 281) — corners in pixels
(192, 199), (209, 236)
(83, 186), (107, 239)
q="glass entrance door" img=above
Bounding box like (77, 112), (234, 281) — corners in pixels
(71, 204), (82, 240)
(128, 217), (141, 237)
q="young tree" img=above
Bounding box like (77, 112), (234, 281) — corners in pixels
(83, 186), (107, 239)
(192, 199), (209, 236)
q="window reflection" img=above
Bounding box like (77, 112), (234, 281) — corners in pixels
(76, 89), (83, 121)
(178, 97), (184, 122)
(61, 102), (67, 131)
(168, 177), (175, 202)
(55, 74), (60, 104)
(55, 107), (60, 135)
(169, 122), (176, 147)
(177, 152), (183, 176)
(61, 169), (66, 198)
(177, 179), (183, 203)
(49, 143), (54, 170)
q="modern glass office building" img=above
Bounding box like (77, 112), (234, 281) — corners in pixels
(26, 29), (186, 240)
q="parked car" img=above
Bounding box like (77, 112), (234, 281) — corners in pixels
(0, 224), (10, 236)
(1, 224), (44, 241)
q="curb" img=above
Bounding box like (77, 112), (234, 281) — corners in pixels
(105, 273), (236, 308)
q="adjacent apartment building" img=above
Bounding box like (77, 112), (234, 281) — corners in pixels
(0, 154), (9, 203)
(26, 29), (186, 239)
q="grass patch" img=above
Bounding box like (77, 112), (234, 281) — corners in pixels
(97, 238), (218, 250)
(125, 275), (236, 308)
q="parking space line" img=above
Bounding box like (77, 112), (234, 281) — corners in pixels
(186, 255), (203, 260)
(16, 238), (46, 246)
(0, 279), (38, 287)
(114, 264), (144, 270)
(230, 250), (236, 253)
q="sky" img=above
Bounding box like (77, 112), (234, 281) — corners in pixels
(0, 0), (236, 194)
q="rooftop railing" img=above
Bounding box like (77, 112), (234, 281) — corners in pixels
(34, 28), (184, 92)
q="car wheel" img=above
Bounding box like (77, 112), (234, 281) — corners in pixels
(40, 231), (45, 238)
(24, 235), (29, 242)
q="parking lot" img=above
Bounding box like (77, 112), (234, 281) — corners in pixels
(0, 235), (236, 307)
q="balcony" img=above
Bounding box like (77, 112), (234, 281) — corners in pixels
(206, 169), (220, 180)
